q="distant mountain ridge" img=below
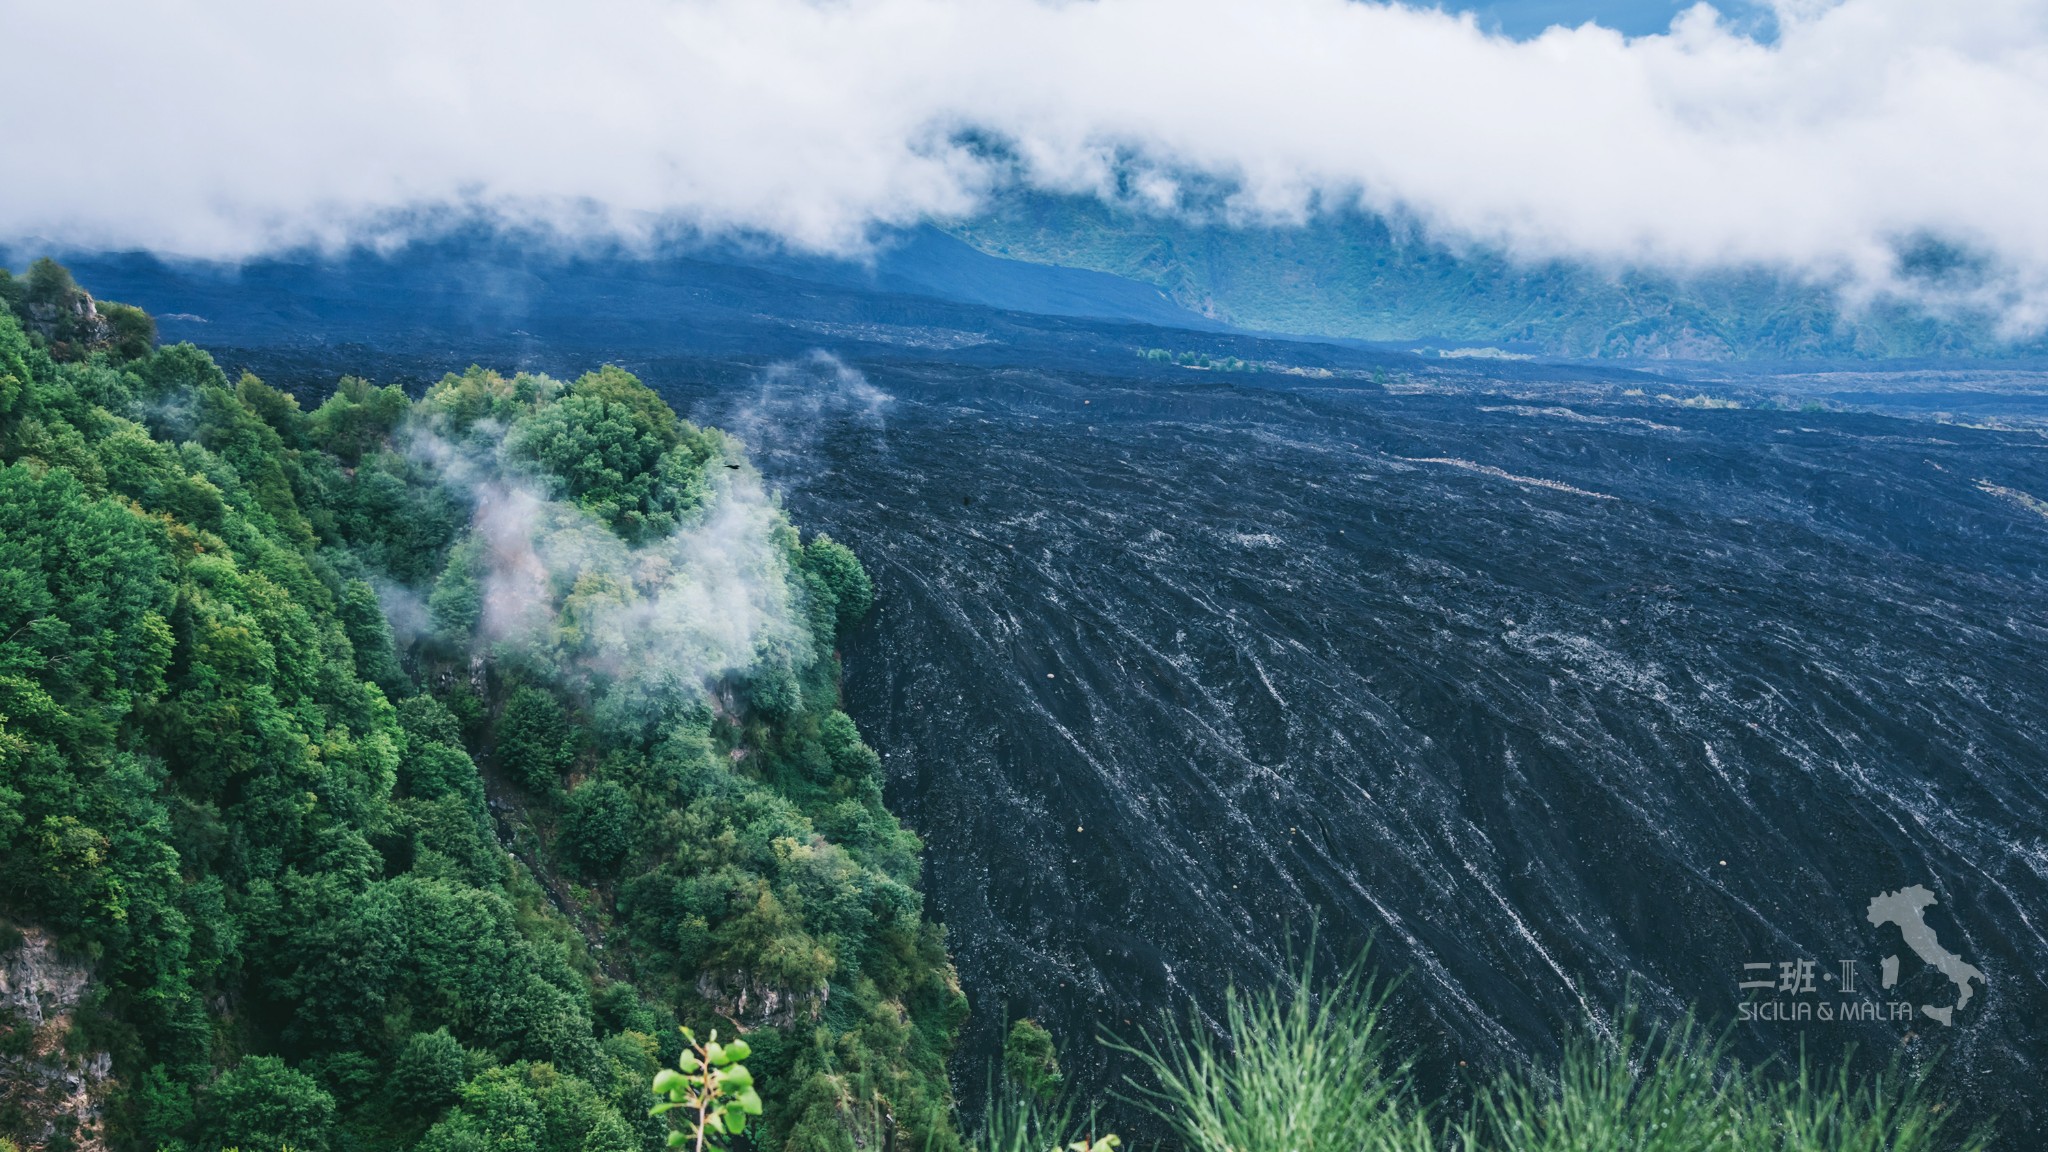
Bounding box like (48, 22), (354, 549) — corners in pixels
(18, 198), (2043, 366)
(946, 190), (2044, 363)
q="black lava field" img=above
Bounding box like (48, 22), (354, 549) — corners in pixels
(719, 361), (2048, 1137)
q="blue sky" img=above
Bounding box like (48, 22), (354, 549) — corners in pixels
(1448, 0), (1775, 39)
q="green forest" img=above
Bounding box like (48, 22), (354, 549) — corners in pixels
(0, 260), (962, 1152)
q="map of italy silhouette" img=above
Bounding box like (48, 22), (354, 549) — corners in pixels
(1867, 885), (1986, 1026)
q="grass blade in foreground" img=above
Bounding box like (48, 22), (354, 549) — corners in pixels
(1098, 952), (1988, 1152)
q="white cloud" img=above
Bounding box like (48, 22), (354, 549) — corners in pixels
(3, 0), (2044, 323)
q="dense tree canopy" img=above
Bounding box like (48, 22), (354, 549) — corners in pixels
(505, 365), (722, 545)
(0, 265), (961, 1152)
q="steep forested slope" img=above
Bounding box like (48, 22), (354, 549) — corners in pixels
(0, 262), (962, 1152)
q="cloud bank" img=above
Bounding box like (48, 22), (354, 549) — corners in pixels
(3, 1), (2043, 322)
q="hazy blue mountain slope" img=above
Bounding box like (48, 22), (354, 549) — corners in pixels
(16, 226), (1212, 361)
(749, 225), (1214, 329)
(949, 191), (2031, 361)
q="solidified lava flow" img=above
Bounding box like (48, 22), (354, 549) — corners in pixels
(728, 364), (2048, 1138)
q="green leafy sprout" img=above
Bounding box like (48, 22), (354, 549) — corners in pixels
(652, 1027), (765, 1152)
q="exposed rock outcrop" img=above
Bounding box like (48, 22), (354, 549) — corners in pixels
(0, 926), (113, 1152)
(695, 969), (827, 1030)
(20, 292), (113, 353)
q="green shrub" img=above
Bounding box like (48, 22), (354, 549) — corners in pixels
(392, 1029), (467, 1117)
(496, 685), (576, 792)
(504, 366), (717, 544)
(817, 711), (881, 782)
(422, 1062), (634, 1152)
(398, 695), (467, 750)
(309, 376), (409, 463)
(743, 664), (803, 720)
(1000, 1019), (1063, 1105)
(1120, 953), (1427, 1152)
(201, 1055), (337, 1152)
(400, 742), (481, 802)
(101, 300), (156, 361)
(1471, 1018), (1986, 1152)
(562, 779), (634, 876)
(428, 535), (487, 646)
(801, 535), (873, 640)
(337, 577), (409, 694)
